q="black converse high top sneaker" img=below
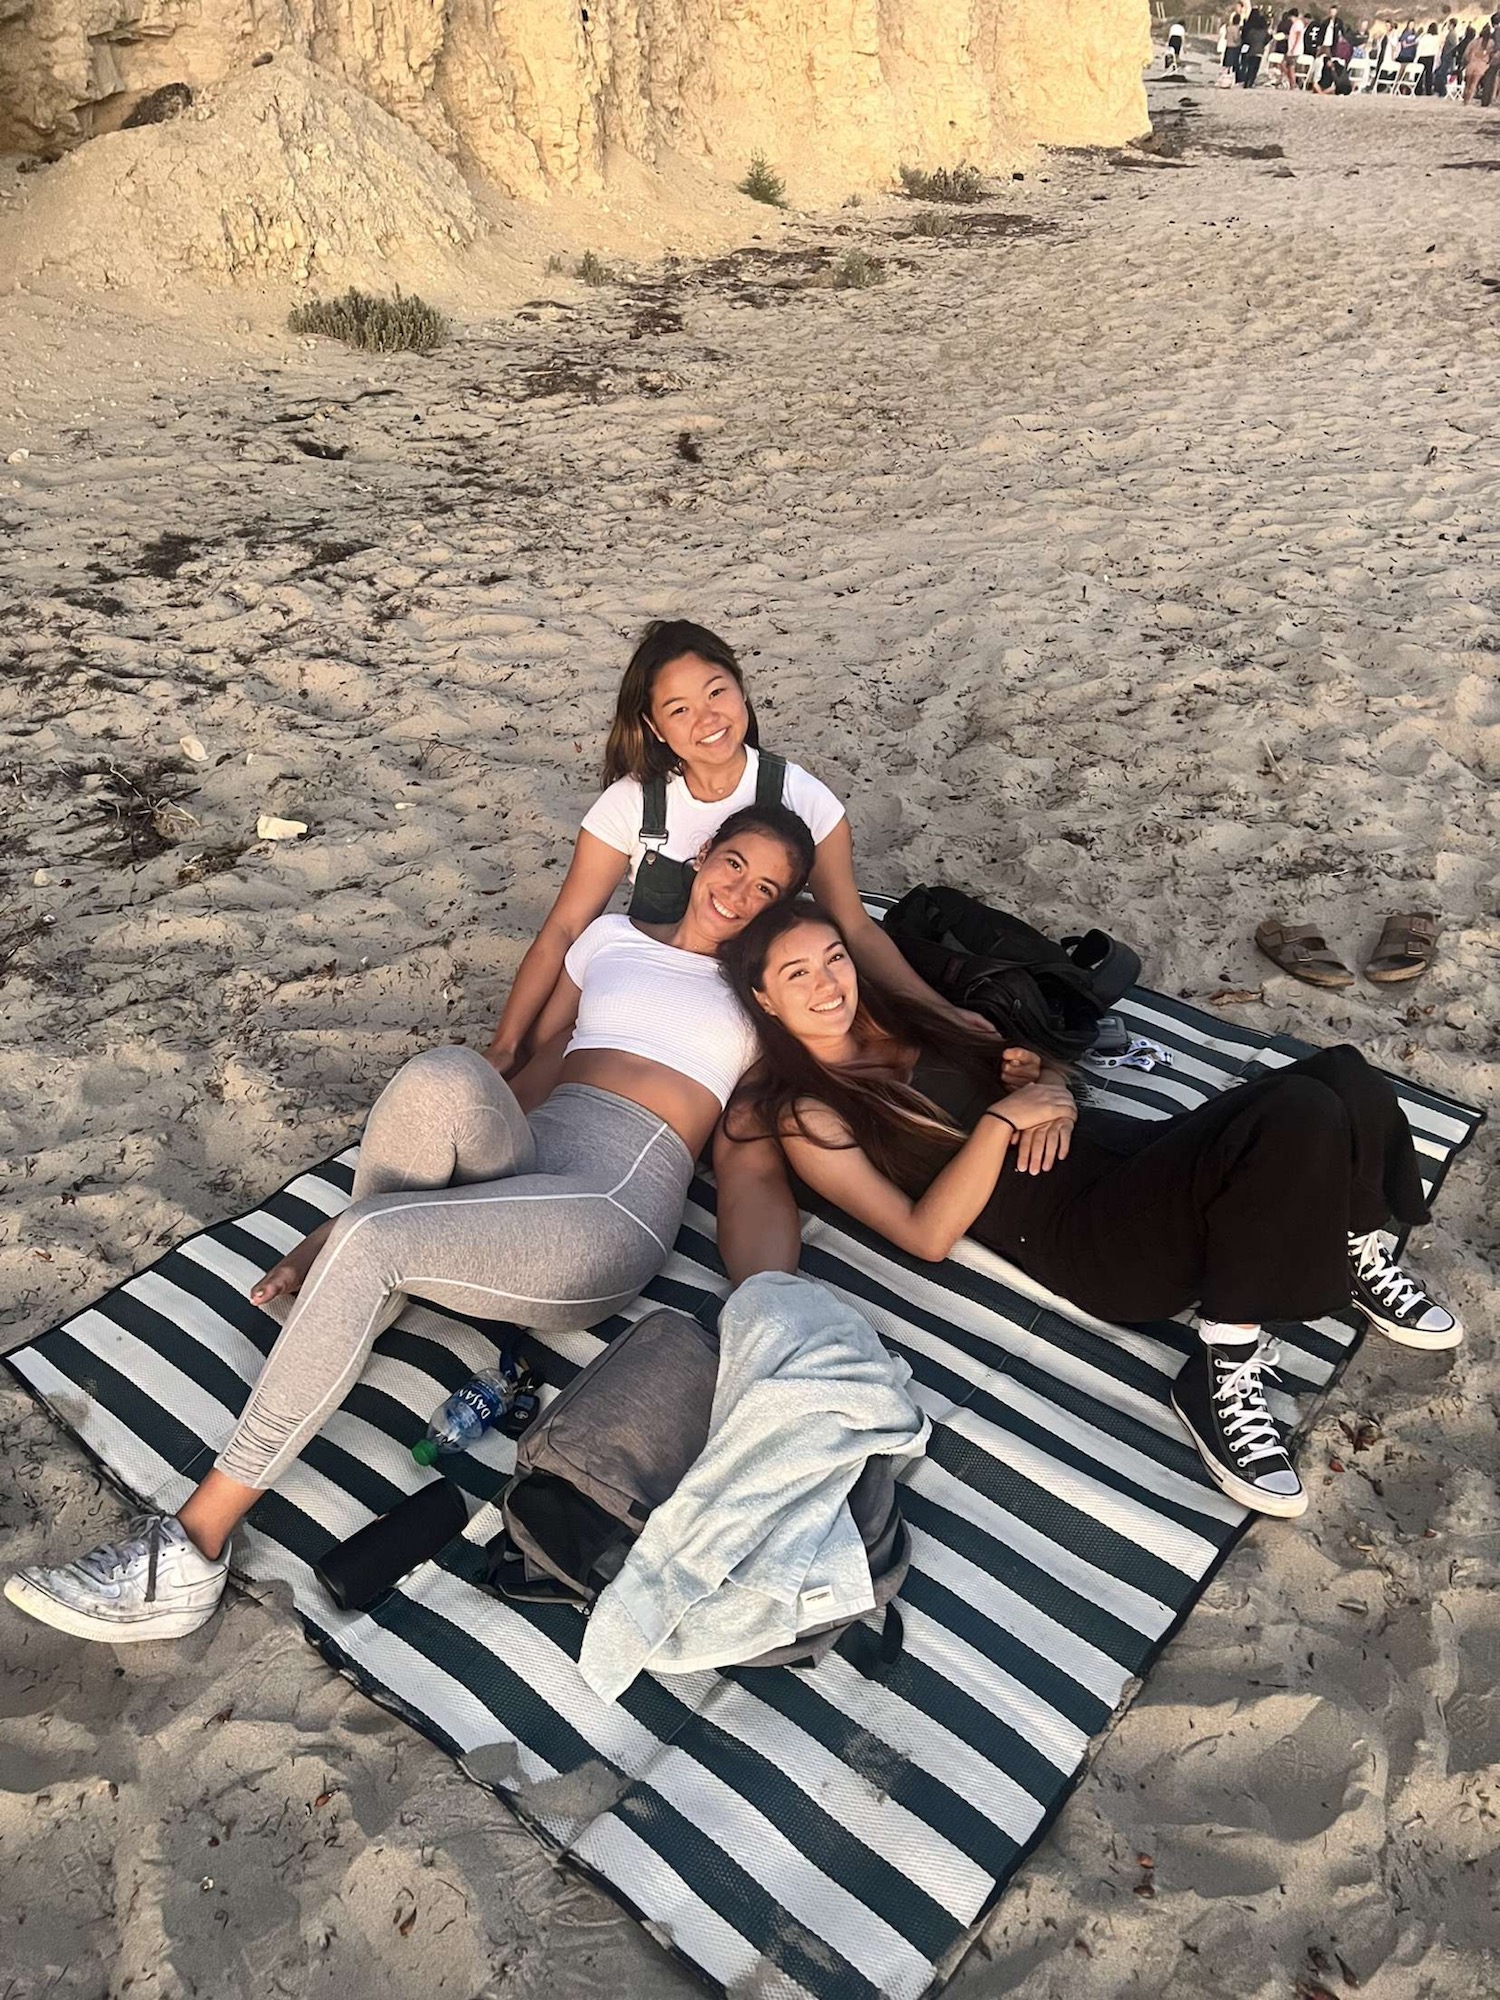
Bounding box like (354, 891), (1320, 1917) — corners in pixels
(1348, 1232), (1462, 1350)
(1171, 1338), (1307, 1518)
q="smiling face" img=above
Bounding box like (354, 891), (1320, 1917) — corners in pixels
(647, 652), (751, 776)
(751, 918), (860, 1045)
(686, 830), (802, 944)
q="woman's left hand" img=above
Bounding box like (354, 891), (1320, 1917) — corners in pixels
(1010, 1093), (1077, 1176)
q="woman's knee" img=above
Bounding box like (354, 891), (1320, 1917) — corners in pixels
(386, 1043), (497, 1109)
(1255, 1073), (1352, 1137)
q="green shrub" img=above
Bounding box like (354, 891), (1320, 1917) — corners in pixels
(898, 163), (986, 204)
(909, 209), (959, 237)
(287, 287), (449, 353)
(739, 154), (787, 207)
(577, 250), (612, 285)
(832, 249), (886, 290)
(545, 252), (567, 274)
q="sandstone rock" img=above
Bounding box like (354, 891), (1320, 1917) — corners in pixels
(0, 56), (484, 292)
(119, 79), (192, 129)
(2, 1), (1150, 182)
(0, 1), (1151, 295)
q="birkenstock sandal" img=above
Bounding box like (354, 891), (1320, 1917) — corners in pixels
(1254, 919), (1355, 989)
(1364, 912), (1439, 985)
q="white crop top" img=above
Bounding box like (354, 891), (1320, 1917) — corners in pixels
(562, 916), (760, 1109)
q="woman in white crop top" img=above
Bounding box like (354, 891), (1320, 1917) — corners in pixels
(486, 619), (994, 1076)
(3, 809), (821, 1647)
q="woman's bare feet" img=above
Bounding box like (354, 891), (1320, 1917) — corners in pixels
(249, 1219), (333, 1307)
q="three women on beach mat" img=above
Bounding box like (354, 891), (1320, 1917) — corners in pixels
(4, 620), (1464, 1645)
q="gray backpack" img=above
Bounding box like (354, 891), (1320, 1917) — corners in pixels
(486, 1305), (910, 1671)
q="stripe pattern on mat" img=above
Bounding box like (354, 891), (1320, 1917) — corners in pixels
(7, 967), (1483, 2000)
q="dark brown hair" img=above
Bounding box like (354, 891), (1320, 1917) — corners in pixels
(721, 899), (1012, 1190)
(602, 620), (759, 786)
(699, 803), (816, 901)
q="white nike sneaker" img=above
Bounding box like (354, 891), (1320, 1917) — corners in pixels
(1348, 1231), (1463, 1351)
(5, 1514), (228, 1643)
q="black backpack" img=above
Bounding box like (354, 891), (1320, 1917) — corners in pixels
(626, 752), (787, 926)
(883, 884), (1139, 1062)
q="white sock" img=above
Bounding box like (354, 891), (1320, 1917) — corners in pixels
(1196, 1318), (1263, 1349)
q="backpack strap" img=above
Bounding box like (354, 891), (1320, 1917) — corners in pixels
(640, 773), (669, 849)
(813, 1602), (904, 1678)
(753, 751), (786, 809)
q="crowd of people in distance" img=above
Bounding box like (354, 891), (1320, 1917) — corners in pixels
(1162, 10), (1500, 101)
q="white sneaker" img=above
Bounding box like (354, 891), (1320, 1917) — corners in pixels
(5, 1514), (228, 1643)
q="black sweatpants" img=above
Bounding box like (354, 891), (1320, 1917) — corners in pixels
(978, 1046), (1428, 1327)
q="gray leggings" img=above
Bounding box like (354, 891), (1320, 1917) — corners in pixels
(216, 1048), (693, 1488)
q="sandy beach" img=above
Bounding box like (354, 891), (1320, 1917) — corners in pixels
(2, 66), (1498, 2000)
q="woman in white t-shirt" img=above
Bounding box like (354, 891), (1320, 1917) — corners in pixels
(486, 619), (987, 1074)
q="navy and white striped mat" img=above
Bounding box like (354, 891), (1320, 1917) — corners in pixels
(7, 984), (1482, 2000)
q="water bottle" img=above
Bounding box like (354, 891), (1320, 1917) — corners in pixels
(412, 1347), (538, 1465)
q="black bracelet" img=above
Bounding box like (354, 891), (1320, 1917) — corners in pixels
(984, 1111), (1017, 1137)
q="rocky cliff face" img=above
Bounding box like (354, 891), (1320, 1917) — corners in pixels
(0, 1), (1150, 292)
(2, 0), (1150, 174)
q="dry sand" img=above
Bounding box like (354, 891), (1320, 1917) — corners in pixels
(2, 71), (1498, 2000)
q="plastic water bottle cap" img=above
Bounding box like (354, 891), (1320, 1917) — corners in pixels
(411, 1437), (440, 1467)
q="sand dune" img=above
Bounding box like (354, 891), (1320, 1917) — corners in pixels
(1, 73), (1497, 2000)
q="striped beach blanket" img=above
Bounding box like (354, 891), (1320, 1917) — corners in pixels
(7, 977), (1481, 2000)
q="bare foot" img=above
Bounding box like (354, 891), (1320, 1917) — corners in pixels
(249, 1219), (333, 1307)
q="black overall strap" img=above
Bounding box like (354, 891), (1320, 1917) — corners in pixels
(640, 773), (668, 847)
(754, 751), (787, 808)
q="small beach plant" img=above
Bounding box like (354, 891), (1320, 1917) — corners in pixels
(832, 250), (886, 290)
(577, 251), (612, 285)
(287, 287), (449, 353)
(898, 164), (986, 204)
(740, 154), (788, 207)
(910, 209), (959, 237)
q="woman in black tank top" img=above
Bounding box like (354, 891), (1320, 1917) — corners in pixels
(720, 902), (1461, 1521)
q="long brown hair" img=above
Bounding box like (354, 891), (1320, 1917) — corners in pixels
(601, 620), (760, 786)
(721, 899), (1012, 1190)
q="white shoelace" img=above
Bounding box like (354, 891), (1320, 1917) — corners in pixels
(1351, 1234), (1428, 1318)
(75, 1514), (173, 1599)
(1213, 1344), (1286, 1468)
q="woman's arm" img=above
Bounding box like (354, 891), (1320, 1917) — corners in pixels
(807, 821), (995, 1034)
(507, 972), (583, 1112)
(487, 831), (628, 1073)
(713, 1123), (804, 1284)
(783, 1081), (1073, 1263)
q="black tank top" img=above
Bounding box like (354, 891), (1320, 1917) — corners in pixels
(907, 1051), (994, 1134)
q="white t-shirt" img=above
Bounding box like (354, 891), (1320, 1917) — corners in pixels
(562, 916), (760, 1108)
(580, 747), (846, 883)
(1416, 29), (1440, 57)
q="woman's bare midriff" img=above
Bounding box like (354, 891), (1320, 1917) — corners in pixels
(558, 1048), (724, 1157)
